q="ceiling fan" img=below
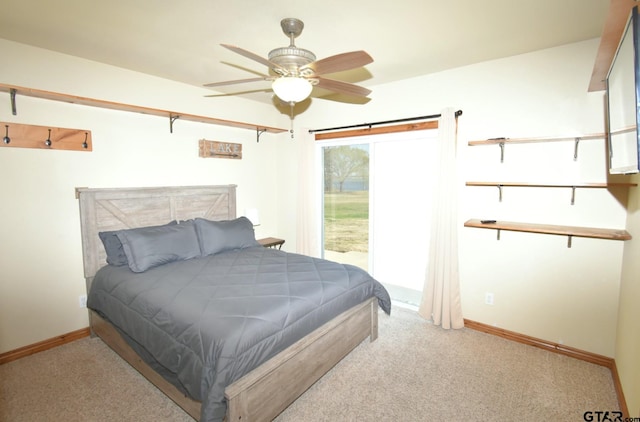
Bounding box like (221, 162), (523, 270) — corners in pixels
(204, 18), (373, 105)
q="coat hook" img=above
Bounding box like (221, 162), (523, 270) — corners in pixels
(3, 125), (10, 144)
(45, 129), (52, 147)
(82, 132), (88, 149)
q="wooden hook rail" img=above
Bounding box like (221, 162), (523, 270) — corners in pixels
(0, 121), (92, 152)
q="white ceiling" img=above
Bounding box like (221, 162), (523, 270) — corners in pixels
(0, 0), (610, 104)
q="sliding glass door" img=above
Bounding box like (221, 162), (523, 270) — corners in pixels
(322, 144), (370, 271)
(319, 129), (438, 307)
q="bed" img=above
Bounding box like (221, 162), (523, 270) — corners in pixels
(76, 184), (391, 422)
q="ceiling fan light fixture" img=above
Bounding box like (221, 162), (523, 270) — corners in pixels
(205, 18), (373, 108)
(272, 77), (312, 103)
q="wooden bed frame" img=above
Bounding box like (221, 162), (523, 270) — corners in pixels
(76, 185), (379, 422)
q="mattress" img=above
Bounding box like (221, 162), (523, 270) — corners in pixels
(88, 245), (391, 421)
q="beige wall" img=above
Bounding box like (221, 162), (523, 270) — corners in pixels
(2, 34), (637, 415)
(0, 39), (291, 353)
(291, 38), (627, 357)
(289, 37), (638, 409)
(617, 170), (640, 416)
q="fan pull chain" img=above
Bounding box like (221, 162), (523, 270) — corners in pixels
(289, 102), (295, 139)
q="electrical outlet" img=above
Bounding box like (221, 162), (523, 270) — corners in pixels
(485, 292), (494, 305)
(78, 294), (87, 308)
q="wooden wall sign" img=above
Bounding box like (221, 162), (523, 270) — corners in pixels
(198, 139), (242, 159)
(0, 121), (92, 151)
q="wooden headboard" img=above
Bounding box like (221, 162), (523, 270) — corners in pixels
(76, 185), (237, 281)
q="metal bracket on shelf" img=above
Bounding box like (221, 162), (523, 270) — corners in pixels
(497, 184), (503, 202)
(169, 114), (180, 133)
(10, 88), (17, 115)
(497, 229), (501, 241)
(573, 137), (580, 161)
(499, 141), (505, 163)
(567, 235), (573, 248)
(256, 128), (266, 143)
(570, 186), (576, 205)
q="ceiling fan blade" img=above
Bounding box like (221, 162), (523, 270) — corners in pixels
(203, 77), (272, 88)
(204, 88), (273, 98)
(301, 51), (373, 76)
(221, 44), (288, 74)
(314, 77), (371, 97)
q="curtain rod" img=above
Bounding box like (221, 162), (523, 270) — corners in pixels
(308, 109), (462, 134)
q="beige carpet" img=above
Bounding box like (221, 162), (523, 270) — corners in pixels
(0, 307), (618, 421)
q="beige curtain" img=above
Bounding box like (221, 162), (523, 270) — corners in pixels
(418, 108), (464, 329)
(295, 128), (321, 257)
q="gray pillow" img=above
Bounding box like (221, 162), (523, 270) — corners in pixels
(98, 230), (129, 266)
(194, 217), (260, 256)
(99, 221), (177, 266)
(116, 221), (201, 273)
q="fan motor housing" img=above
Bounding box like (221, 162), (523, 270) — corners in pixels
(268, 47), (316, 75)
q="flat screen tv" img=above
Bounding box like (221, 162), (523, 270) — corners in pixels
(606, 5), (640, 175)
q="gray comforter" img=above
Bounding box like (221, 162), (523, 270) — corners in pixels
(87, 246), (391, 421)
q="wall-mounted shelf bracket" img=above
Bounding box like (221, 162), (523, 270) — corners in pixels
(499, 141), (505, 163)
(497, 184), (503, 201)
(573, 137), (581, 161)
(169, 114), (180, 134)
(571, 186), (577, 205)
(10, 88), (17, 115)
(256, 128), (266, 143)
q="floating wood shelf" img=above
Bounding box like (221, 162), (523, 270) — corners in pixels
(464, 219), (631, 247)
(467, 133), (605, 146)
(0, 83), (287, 135)
(465, 181), (638, 204)
(468, 133), (605, 162)
(466, 182), (636, 188)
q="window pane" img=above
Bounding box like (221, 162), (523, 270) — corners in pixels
(322, 145), (369, 271)
(320, 130), (438, 308)
(370, 134), (438, 306)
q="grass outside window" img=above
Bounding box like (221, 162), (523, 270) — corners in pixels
(324, 191), (368, 253)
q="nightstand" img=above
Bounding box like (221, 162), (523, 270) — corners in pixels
(258, 237), (285, 250)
